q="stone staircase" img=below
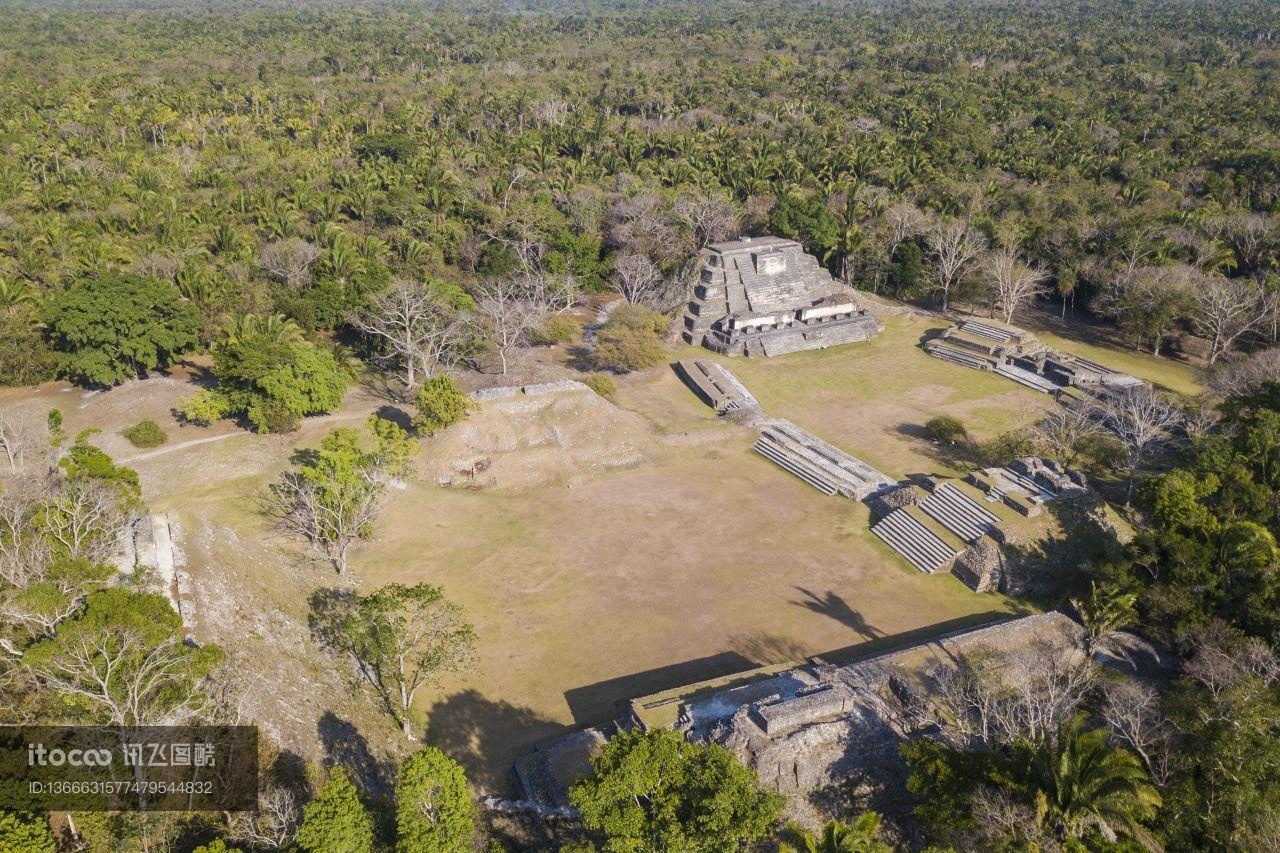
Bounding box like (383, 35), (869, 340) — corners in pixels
(994, 363), (1061, 393)
(959, 319), (1014, 343)
(924, 343), (993, 370)
(918, 483), (1000, 542)
(753, 420), (895, 499)
(870, 507), (961, 573)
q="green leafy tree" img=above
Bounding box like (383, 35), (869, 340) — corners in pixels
(295, 767), (374, 853)
(42, 273), (199, 387)
(268, 423), (410, 573)
(22, 588), (223, 725)
(779, 814), (892, 853)
(570, 728), (783, 852)
(327, 583), (476, 739)
(1021, 715), (1161, 848)
(0, 810), (55, 853)
(209, 314), (349, 433)
(412, 376), (473, 436)
(395, 746), (474, 852)
(1069, 581), (1137, 657)
(591, 305), (668, 374)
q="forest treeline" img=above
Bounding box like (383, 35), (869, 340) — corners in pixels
(1, 0), (1279, 387)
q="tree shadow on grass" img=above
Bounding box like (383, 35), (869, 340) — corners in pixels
(791, 587), (883, 640)
(729, 631), (811, 666)
(317, 711), (395, 799)
(893, 421), (979, 471)
(424, 689), (566, 795)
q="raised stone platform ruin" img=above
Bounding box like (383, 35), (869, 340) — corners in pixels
(652, 612), (1080, 794)
(924, 318), (1145, 397)
(754, 420), (896, 499)
(682, 236), (883, 356)
(674, 359), (760, 414)
(870, 457), (1088, 591)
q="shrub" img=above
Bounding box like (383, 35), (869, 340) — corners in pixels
(179, 390), (230, 426)
(592, 327), (667, 373)
(413, 375), (474, 435)
(584, 373), (617, 396)
(591, 305), (668, 373)
(606, 304), (667, 335)
(121, 420), (167, 449)
(529, 315), (579, 346)
(923, 415), (968, 445)
(980, 429), (1036, 465)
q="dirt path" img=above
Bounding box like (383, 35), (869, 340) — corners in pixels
(120, 432), (240, 463)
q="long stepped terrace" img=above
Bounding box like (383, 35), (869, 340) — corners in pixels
(924, 317), (1145, 397)
(753, 420), (896, 500)
(917, 482), (1001, 542)
(870, 505), (965, 574)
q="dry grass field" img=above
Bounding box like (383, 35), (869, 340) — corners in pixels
(0, 311), (1200, 793)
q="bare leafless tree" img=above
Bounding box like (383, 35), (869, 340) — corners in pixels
(259, 238), (321, 291)
(607, 194), (684, 265)
(926, 218), (987, 311)
(1089, 386), (1182, 504)
(226, 784), (300, 849)
(0, 414), (32, 473)
(0, 488), (51, 590)
(986, 246), (1051, 324)
(349, 279), (469, 391)
(265, 470), (384, 575)
(612, 252), (664, 305)
(1206, 346), (1280, 397)
(1182, 619), (1280, 704)
(1211, 211), (1276, 276)
(1032, 403), (1105, 468)
(931, 641), (1094, 747)
(1189, 275), (1267, 365)
(1099, 680), (1176, 786)
(40, 481), (132, 565)
(672, 192), (740, 249)
(471, 277), (551, 374)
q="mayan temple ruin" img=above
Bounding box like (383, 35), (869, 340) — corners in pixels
(681, 236), (883, 356)
(924, 318), (1145, 397)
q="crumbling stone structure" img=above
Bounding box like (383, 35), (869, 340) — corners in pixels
(682, 237), (882, 356)
(870, 458), (1088, 591)
(924, 318), (1145, 396)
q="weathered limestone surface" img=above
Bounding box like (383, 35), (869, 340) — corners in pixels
(924, 318), (1144, 396)
(675, 359), (761, 414)
(673, 613), (1082, 793)
(682, 236), (882, 356)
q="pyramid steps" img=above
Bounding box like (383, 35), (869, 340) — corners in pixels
(925, 344), (993, 370)
(753, 437), (839, 495)
(994, 364), (1060, 393)
(871, 508), (961, 573)
(919, 482), (1001, 543)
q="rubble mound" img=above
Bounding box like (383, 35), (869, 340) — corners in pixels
(430, 388), (657, 491)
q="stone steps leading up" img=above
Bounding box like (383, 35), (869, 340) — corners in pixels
(919, 482), (1000, 543)
(753, 438), (839, 495)
(754, 420), (895, 499)
(925, 344), (992, 370)
(959, 320), (1014, 342)
(871, 508), (960, 573)
(994, 364), (1061, 393)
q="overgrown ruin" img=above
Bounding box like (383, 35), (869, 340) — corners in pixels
(682, 237), (883, 356)
(924, 318), (1145, 396)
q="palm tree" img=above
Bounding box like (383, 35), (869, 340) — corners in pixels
(0, 277), (38, 315)
(780, 814), (892, 853)
(1028, 715), (1161, 849)
(1069, 581), (1137, 658)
